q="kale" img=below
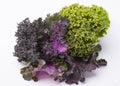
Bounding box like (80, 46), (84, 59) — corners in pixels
(14, 4), (109, 85)
(56, 44), (107, 84)
(14, 18), (45, 62)
(60, 4), (110, 58)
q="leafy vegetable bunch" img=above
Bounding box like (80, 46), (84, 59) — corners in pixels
(14, 4), (110, 84)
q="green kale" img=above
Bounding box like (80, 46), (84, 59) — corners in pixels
(60, 3), (110, 57)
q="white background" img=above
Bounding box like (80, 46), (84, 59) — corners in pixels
(0, 0), (120, 86)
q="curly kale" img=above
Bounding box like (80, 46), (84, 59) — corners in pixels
(14, 18), (45, 62)
(60, 4), (110, 58)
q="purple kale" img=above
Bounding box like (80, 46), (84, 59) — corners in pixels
(20, 59), (46, 81)
(42, 13), (69, 57)
(14, 18), (45, 62)
(52, 40), (67, 53)
(36, 63), (56, 79)
(60, 44), (107, 84)
(14, 13), (107, 85)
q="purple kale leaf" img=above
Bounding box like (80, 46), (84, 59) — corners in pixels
(14, 18), (45, 62)
(61, 44), (107, 84)
(43, 13), (69, 57)
(52, 40), (67, 53)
